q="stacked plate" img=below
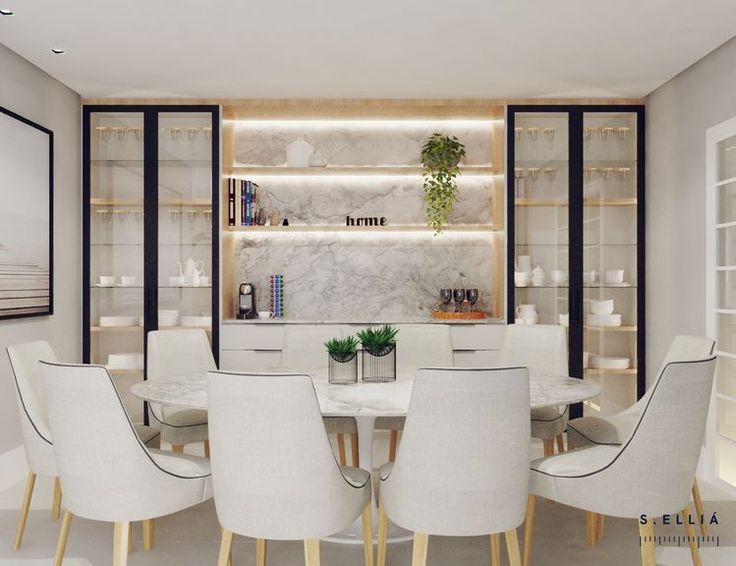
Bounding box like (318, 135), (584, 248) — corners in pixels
(591, 356), (630, 370)
(585, 313), (622, 327)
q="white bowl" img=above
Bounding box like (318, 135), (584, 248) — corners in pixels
(515, 271), (532, 287)
(168, 276), (185, 287)
(590, 299), (614, 315)
(106, 353), (141, 370)
(258, 311), (272, 319)
(550, 270), (568, 285)
(119, 276), (138, 287)
(586, 314), (622, 327)
(99, 316), (139, 327)
(605, 269), (625, 285)
(180, 316), (212, 327)
(592, 356), (630, 370)
(98, 276), (115, 287)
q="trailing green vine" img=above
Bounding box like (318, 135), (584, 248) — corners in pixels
(421, 133), (466, 234)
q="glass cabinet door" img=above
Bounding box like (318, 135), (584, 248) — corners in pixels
(157, 113), (214, 339)
(582, 112), (639, 415)
(512, 113), (570, 327)
(88, 112), (145, 421)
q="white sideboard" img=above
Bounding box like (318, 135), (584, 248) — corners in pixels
(220, 321), (506, 371)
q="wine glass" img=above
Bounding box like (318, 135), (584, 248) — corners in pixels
(453, 288), (466, 313)
(440, 289), (453, 312)
(466, 289), (479, 311)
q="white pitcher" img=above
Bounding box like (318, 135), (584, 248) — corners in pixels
(179, 257), (205, 287)
(515, 304), (539, 325)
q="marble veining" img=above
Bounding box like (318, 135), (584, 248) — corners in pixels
(131, 372), (601, 414)
(234, 232), (495, 321)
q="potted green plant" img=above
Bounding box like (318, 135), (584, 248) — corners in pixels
(325, 336), (359, 384)
(421, 133), (467, 234)
(357, 325), (399, 382)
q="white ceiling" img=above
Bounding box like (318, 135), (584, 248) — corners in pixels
(0, 0), (735, 99)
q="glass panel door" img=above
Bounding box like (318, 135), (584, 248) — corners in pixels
(512, 113), (570, 327)
(582, 112), (639, 415)
(157, 112), (214, 338)
(89, 112), (145, 421)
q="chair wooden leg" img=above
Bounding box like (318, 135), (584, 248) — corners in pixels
(389, 430), (399, 462)
(523, 494), (536, 566)
(128, 523), (133, 554)
(52, 476), (62, 519)
(172, 444), (184, 454)
(143, 519), (155, 551)
(350, 433), (359, 467)
(337, 433), (347, 466)
(13, 472), (36, 550)
(204, 440), (210, 458)
(304, 538), (320, 566)
(361, 503), (374, 566)
(113, 521), (130, 566)
(586, 512), (598, 546)
(411, 532), (429, 566)
(256, 538), (267, 566)
(377, 504), (389, 566)
(555, 433), (565, 454)
(596, 514), (605, 541)
(490, 533), (501, 566)
(54, 511), (73, 566)
(543, 439), (554, 457)
(681, 507), (702, 566)
(217, 528), (234, 566)
(505, 528), (522, 566)
(692, 479), (707, 536)
(639, 520), (656, 566)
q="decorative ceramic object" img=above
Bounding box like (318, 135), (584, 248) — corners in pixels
(532, 265), (545, 287)
(286, 137), (314, 167)
(308, 151), (328, 167)
(515, 304), (539, 325)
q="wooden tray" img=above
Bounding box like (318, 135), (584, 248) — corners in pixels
(431, 310), (486, 320)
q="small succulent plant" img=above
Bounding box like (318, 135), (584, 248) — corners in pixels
(325, 336), (359, 362)
(357, 325), (399, 356)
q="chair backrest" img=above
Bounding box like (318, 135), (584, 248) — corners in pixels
(382, 367), (530, 536)
(147, 329), (216, 381)
(588, 357), (717, 517)
(500, 324), (568, 376)
(280, 324), (354, 372)
(40, 362), (208, 522)
(207, 371), (365, 540)
(7, 341), (57, 474)
(394, 324), (454, 375)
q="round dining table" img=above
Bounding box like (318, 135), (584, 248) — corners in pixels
(132, 370), (600, 545)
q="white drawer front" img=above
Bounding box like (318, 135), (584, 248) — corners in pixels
(221, 323), (286, 350)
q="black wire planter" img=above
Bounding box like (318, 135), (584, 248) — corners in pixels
(361, 345), (397, 383)
(328, 352), (359, 385)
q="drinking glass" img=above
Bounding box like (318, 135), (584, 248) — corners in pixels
(466, 288), (479, 311)
(440, 288), (453, 312)
(453, 288), (466, 313)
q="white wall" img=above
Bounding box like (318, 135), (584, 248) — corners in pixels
(645, 36), (736, 384)
(0, 44), (81, 459)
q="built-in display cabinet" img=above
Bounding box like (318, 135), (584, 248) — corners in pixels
(706, 115), (736, 493)
(82, 106), (219, 422)
(507, 105), (645, 418)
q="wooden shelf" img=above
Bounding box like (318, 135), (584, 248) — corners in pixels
(224, 165), (502, 177)
(515, 198), (637, 208)
(225, 224), (503, 233)
(585, 325), (638, 332)
(91, 198), (211, 208)
(92, 325), (211, 332)
(585, 368), (638, 376)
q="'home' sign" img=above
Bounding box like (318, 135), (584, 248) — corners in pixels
(346, 215), (388, 227)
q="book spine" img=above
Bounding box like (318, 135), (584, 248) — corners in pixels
(240, 180), (246, 226)
(245, 180), (252, 226)
(227, 179), (235, 226)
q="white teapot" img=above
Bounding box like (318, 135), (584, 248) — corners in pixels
(515, 304), (539, 325)
(179, 257), (205, 287)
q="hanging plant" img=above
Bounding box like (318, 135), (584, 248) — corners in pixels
(421, 133), (466, 234)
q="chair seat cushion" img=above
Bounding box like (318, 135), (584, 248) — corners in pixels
(133, 424), (161, 448)
(149, 449), (212, 478)
(530, 406), (567, 441)
(340, 466), (370, 488)
(323, 416), (357, 434)
(566, 413), (638, 448)
(375, 416), (405, 431)
(531, 445), (620, 478)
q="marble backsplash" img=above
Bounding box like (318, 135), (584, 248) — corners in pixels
(234, 232), (496, 321)
(234, 124), (495, 167)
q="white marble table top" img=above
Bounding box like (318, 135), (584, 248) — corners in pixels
(131, 370), (601, 417)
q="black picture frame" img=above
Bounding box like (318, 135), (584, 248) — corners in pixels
(0, 105), (54, 321)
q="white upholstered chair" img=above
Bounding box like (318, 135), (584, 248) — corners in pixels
(377, 367), (531, 566)
(207, 371), (373, 566)
(7, 341), (159, 550)
(281, 324), (360, 466)
(376, 324), (454, 462)
(500, 324), (569, 456)
(525, 356), (717, 566)
(41, 361), (212, 566)
(147, 329), (215, 455)
(566, 334), (715, 542)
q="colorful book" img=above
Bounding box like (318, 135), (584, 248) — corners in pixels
(227, 179), (235, 226)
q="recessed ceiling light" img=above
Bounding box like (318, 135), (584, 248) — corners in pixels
(0, 9), (15, 16)
(51, 48), (65, 55)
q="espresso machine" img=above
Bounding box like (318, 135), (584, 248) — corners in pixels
(237, 283), (257, 319)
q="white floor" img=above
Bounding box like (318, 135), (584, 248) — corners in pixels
(1, 438), (734, 565)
